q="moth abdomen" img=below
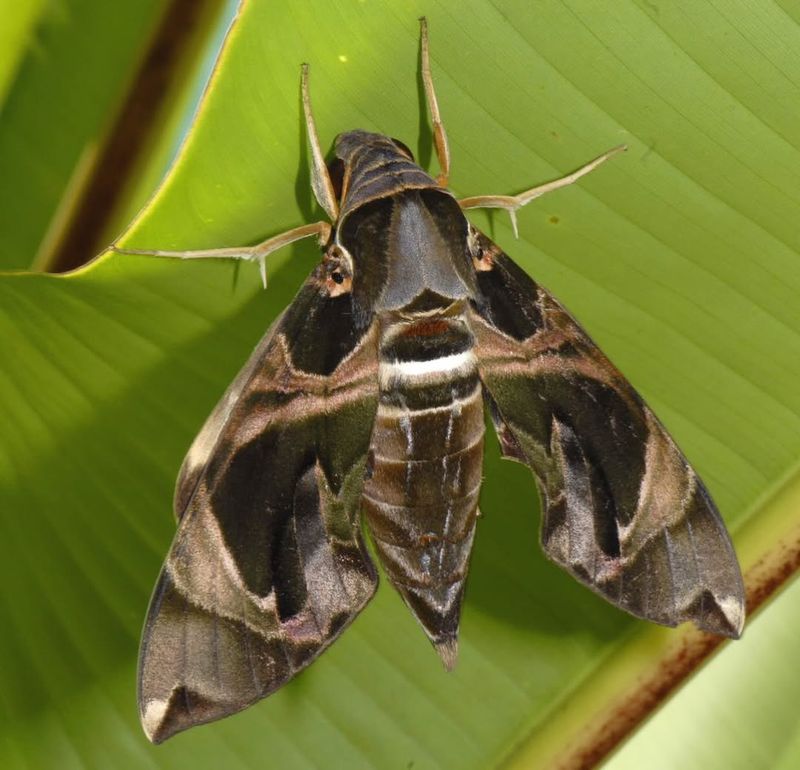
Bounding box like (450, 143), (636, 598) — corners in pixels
(362, 313), (485, 666)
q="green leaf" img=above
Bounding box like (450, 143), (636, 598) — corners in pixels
(2, 1), (800, 767)
(0, 0), (46, 106)
(0, 0), (167, 269)
(0, 0), (234, 272)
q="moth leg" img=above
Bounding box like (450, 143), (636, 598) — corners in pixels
(301, 63), (338, 222)
(459, 144), (626, 237)
(112, 220), (332, 289)
(420, 17), (450, 188)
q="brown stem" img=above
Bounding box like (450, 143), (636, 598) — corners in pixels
(48, 0), (226, 273)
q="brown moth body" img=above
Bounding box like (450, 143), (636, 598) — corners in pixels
(333, 134), (488, 663)
(363, 307), (484, 666)
(128, 20), (745, 744)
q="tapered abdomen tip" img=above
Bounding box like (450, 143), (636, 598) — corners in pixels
(435, 638), (459, 671)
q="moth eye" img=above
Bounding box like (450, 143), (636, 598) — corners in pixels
(323, 247), (353, 296)
(470, 240), (494, 272)
(326, 268), (352, 296)
(326, 274), (352, 296)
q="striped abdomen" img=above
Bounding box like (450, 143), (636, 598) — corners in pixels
(362, 312), (484, 666)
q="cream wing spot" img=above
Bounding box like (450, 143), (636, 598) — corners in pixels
(142, 697), (171, 742)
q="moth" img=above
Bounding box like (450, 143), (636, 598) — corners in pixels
(126, 19), (745, 743)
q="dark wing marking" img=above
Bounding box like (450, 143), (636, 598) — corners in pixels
(139, 278), (381, 743)
(469, 232), (745, 638)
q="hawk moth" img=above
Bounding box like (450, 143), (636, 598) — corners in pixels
(128, 19), (745, 743)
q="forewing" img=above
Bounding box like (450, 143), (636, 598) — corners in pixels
(469, 232), (745, 638)
(139, 275), (381, 743)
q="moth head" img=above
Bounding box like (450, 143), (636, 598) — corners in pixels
(326, 135), (415, 209)
(329, 130), (476, 313)
(330, 130), (435, 219)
